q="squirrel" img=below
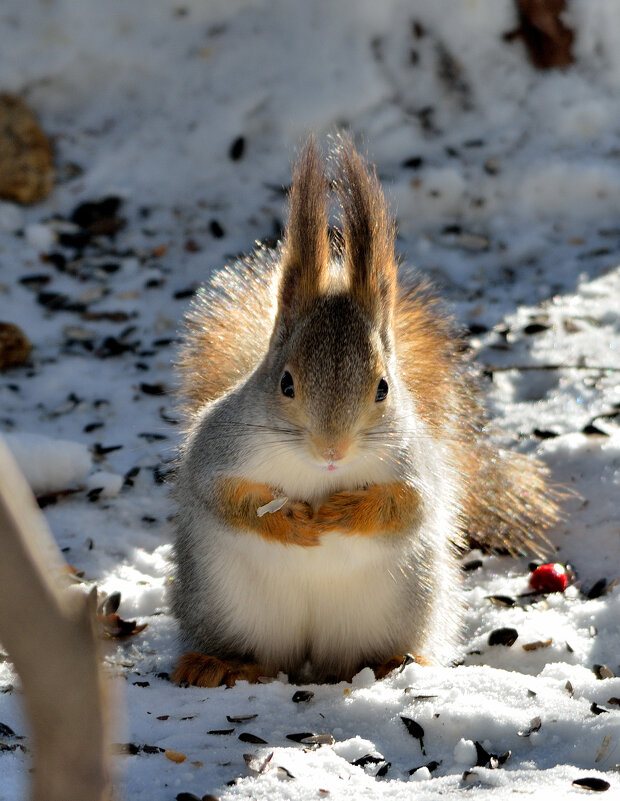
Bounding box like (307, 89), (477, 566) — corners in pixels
(170, 135), (560, 688)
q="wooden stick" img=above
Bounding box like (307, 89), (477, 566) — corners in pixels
(0, 436), (112, 801)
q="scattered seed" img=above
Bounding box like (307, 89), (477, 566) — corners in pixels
(523, 322), (550, 335)
(209, 220), (225, 238)
(142, 744), (163, 754)
(462, 559), (483, 572)
(19, 273), (51, 289)
(84, 422), (104, 433)
(608, 698), (620, 706)
(488, 627), (518, 647)
(595, 734), (612, 764)
(593, 665), (615, 680)
(229, 136), (245, 161)
(583, 424), (608, 437)
(98, 592), (121, 616)
(174, 287), (195, 299)
(566, 681), (574, 696)
(37, 291), (87, 313)
(286, 732), (316, 743)
(93, 442), (123, 456)
(486, 595), (515, 607)
(243, 751), (273, 773)
(474, 741), (511, 768)
(292, 690), (314, 703)
(518, 717), (542, 737)
(402, 156), (424, 169)
(0, 722), (16, 737)
(586, 579), (608, 599)
(590, 703), (609, 716)
(238, 732), (267, 744)
(208, 729), (234, 736)
(522, 638), (552, 651)
(226, 714), (258, 723)
(572, 777), (610, 792)
(300, 733), (334, 746)
(140, 382), (167, 396)
(533, 428), (559, 439)
(114, 742), (140, 755)
(176, 794), (201, 801)
(352, 754), (384, 768)
(409, 760), (441, 775)
(400, 717), (425, 754)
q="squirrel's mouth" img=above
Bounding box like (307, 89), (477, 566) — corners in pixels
(326, 463), (338, 472)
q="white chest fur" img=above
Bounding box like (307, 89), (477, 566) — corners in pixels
(207, 526), (410, 678)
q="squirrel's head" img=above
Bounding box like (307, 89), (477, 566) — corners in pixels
(264, 136), (401, 473)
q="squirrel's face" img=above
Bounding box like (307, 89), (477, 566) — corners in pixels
(271, 293), (394, 472)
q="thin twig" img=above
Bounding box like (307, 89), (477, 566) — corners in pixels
(484, 364), (620, 373)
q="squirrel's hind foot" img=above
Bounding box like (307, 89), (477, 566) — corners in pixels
(372, 653), (430, 680)
(172, 651), (268, 687)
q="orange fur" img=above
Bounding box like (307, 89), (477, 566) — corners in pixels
(316, 482), (421, 536)
(172, 651), (267, 687)
(215, 477), (321, 547)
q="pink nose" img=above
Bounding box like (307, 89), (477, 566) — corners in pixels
(317, 439), (351, 464)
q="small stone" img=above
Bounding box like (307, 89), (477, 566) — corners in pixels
(0, 94), (54, 204)
(0, 322), (31, 370)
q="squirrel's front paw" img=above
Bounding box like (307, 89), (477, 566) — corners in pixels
(172, 652), (267, 688)
(316, 488), (368, 532)
(283, 500), (323, 546)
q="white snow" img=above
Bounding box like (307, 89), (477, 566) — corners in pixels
(83, 470), (124, 499)
(0, 1), (619, 800)
(24, 222), (56, 253)
(3, 432), (92, 495)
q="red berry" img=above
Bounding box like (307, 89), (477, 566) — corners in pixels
(529, 563), (569, 593)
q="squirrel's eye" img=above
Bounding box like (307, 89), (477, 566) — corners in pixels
(375, 378), (388, 402)
(280, 370), (295, 398)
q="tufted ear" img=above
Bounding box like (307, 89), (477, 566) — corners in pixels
(278, 138), (330, 329)
(333, 134), (397, 332)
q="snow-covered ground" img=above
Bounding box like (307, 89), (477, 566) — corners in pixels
(1, 1), (619, 799)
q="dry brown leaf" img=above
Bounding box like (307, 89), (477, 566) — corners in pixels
(0, 94), (54, 204)
(0, 322), (31, 371)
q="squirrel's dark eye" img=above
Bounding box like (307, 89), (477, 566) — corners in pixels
(375, 378), (388, 402)
(280, 370), (295, 398)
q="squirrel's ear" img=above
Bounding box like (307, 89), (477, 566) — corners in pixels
(334, 135), (397, 330)
(278, 138), (329, 327)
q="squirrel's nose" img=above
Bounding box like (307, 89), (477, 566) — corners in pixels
(312, 435), (352, 464)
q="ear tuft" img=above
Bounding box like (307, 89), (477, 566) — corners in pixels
(332, 134), (397, 324)
(279, 138), (330, 325)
